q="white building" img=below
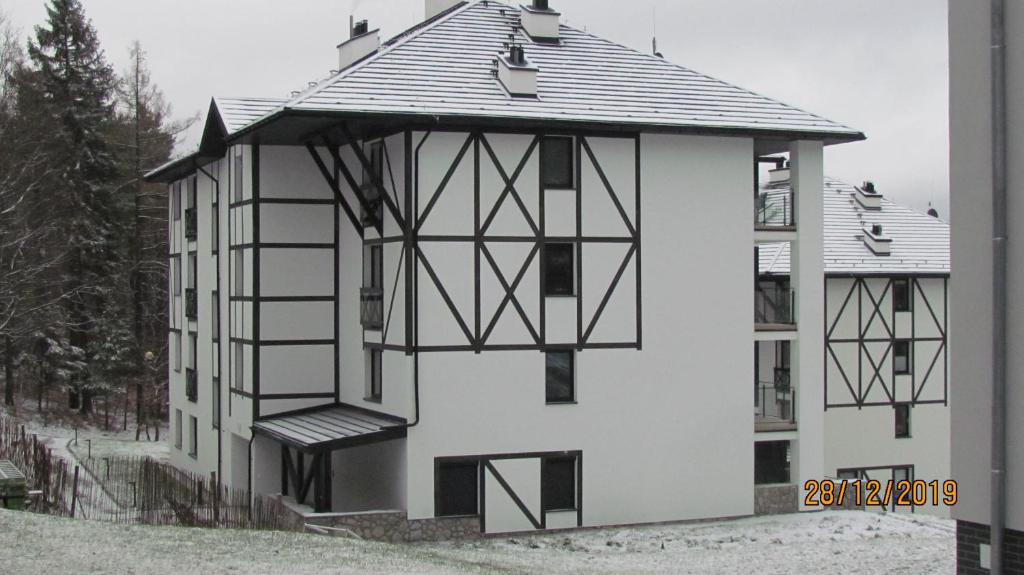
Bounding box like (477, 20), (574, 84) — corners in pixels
(949, 1), (1024, 573)
(149, 0), (865, 539)
(757, 173), (949, 517)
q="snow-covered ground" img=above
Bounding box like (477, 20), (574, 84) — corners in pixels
(0, 508), (953, 574)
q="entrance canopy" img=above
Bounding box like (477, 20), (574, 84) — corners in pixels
(253, 403), (407, 453)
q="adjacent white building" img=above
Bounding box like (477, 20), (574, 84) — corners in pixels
(757, 174), (949, 517)
(149, 0), (867, 539)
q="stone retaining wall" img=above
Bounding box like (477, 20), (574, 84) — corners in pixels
(298, 509), (481, 543)
(754, 483), (799, 515)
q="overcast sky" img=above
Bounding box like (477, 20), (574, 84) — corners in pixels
(1, 0), (950, 216)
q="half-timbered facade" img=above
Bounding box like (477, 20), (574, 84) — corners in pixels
(150, 0), (865, 538)
(758, 175), (950, 516)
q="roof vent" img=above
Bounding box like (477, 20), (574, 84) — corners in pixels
(425, 0), (463, 20)
(338, 19), (380, 71)
(863, 223), (892, 256)
(497, 45), (538, 97)
(855, 181), (882, 211)
(521, 1), (560, 41)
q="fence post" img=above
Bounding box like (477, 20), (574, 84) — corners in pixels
(74, 427), (78, 446)
(211, 472), (219, 525)
(70, 465), (80, 518)
(87, 439), (92, 460)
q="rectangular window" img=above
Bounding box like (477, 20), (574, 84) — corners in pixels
(895, 404), (911, 438)
(188, 415), (198, 458)
(545, 350), (575, 404)
(233, 250), (244, 297)
(436, 461), (478, 517)
(211, 292), (219, 341)
(188, 333), (197, 370)
(367, 245), (383, 289)
(541, 136), (574, 189)
(171, 182), (181, 221)
(173, 332), (182, 372)
(367, 349), (382, 402)
(212, 376), (221, 429)
(893, 278), (911, 312)
(361, 141), (384, 226)
(186, 175), (197, 210)
(211, 201), (219, 253)
(233, 342), (244, 390)
(893, 340), (911, 375)
(544, 243), (575, 296)
(188, 253), (197, 291)
(172, 257), (181, 296)
(233, 148), (244, 202)
(174, 409), (183, 449)
(542, 456), (577, 512)
(754, 440), (790, 484)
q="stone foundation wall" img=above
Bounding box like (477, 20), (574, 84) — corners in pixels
(957, 519), (1024, 574)
(298, 509), (482, 543)
(754, 483), (799, 515)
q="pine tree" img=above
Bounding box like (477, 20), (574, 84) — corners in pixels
(27, 0), (122, 413)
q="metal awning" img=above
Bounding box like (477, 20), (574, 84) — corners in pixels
(253, 403), (407, 452)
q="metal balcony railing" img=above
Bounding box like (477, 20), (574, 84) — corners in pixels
(185, 208), (197, 241)
(756, 376), (795, 425)
(755, 190), (794, 228)
(755, 285), (795, 327)
(185, 368), (198, 403)
(360, 287), (383, 330)
(185, 288), (198, 320)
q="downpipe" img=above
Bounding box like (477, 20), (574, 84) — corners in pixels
(990, 0), (1008, 572)
(406, 130), (432, 429)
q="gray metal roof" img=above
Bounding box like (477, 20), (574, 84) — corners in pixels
(759, 178), (950, 276)
(0, 460), (25, 483)
(278, 1), (861, 137)
(252, 404), (407, 451)
(212, 97), (287, 136)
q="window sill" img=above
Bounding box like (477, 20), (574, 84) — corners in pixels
(364, 397), (383, 404)
(544, 507), (577, 513)
(188, 452), (198, 460)
(434, 513), (479, 520)
(545, 294), (577, 299)
(546, 401), (577, 406)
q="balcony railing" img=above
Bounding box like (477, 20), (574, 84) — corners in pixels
(185, 368), (198, 403)
(360, 287), (383, 330)
(755, 377), (796, 432)
(185, 288), (198, 320)
(185, 208), (197, 241)
(755, 190), (794, 229)
(755, 285), (795, 327)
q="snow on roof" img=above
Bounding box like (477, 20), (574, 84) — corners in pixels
(759, 178), (950, 276)
(212, 97), (288, 135)
(279, 1), (861, 137)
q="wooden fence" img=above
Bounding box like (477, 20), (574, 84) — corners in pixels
(0, 417), (299, 531)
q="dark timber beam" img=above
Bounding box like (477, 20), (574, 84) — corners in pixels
(338, 123), (407, 231)
(305, 143), (363, 236)
(321, 135), (384, 236)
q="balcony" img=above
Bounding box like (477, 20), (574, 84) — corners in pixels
(360, 287), (383, 330)
(754, 189), (795, 231)
(185, 368), (198, 403)
(185, 288), (197, 320)
(755, 284), (795, 331)
(185, 207), (197, 241)
(756, 375), (796, 432)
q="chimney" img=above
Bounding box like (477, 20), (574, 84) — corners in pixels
(862, 223), (892, 256)
(496, 44), (538, 97)
(337, 19), (379, 71)
(426, 0), (463, 19)
(768, 162), (790, 184)
(854, 181), (882, 211)
(521, 0), (561, 41)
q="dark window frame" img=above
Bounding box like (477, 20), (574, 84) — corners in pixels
(171, 182), (181, 221)
(545, 350), (576, 404)
(188, 415), (198, 459)
(893, 277), (912, 312)
(542, 456), (577, 512)
(543, 242), (575, 297)
(894, 404), (911, 438)
(754, 440), (791, 485)
(361, 141), (385, 228)
(893, 340), (912, 375)
(435, 460), (479, 517)
(368, 245), (383, 290)
(233, 148), (244, 202)
(541, 136), (575, 189)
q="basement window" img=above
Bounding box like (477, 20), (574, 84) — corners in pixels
(754, 441), (791, 484)
(895, 404), (911, 438)
(542, 456), (577, 512)
(544, 243), (575, 296)
(893, 278), (911, 312)
(545, 350), (575, 404)
(893, 340), (911, 375)
(541, 136), (574, 189)
(436, 461), (478, 517)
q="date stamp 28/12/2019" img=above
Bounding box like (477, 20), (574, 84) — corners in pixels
(803, 479), (958, 508)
